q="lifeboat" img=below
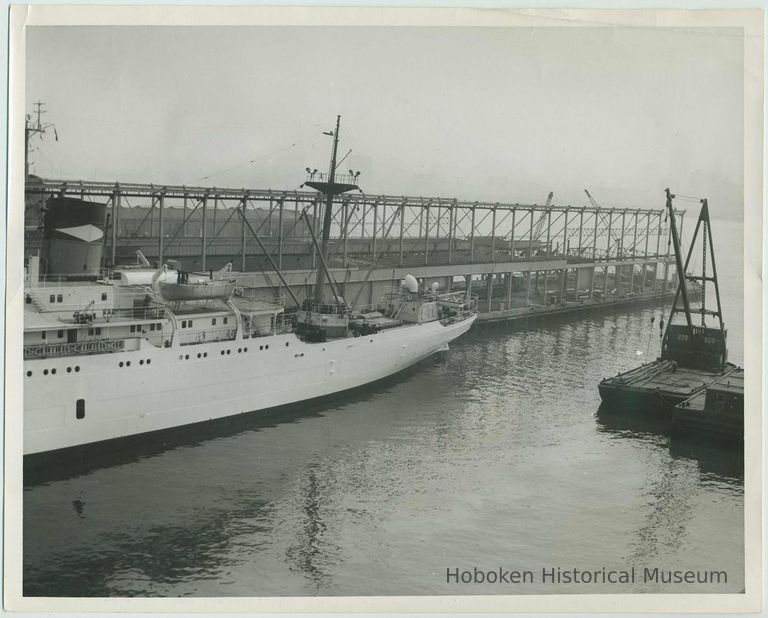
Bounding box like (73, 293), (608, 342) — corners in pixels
(158, 278), (236, 301)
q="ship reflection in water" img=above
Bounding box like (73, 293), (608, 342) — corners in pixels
(24, 219), (745, 596)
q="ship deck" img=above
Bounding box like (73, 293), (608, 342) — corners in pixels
(672, 368), (744, 441)
(598, 360), (740, 412)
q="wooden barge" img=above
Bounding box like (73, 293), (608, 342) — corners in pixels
(599, 357), (739, 413)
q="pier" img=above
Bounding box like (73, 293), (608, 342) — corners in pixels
(25, 178), (684, 320)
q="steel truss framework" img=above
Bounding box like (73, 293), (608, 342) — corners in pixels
(26, 179), (684, 271)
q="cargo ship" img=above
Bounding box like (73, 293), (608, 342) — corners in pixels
(22, 117), (478, 459)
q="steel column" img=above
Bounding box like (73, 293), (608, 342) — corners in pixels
(158, 193), (164, 264)
(469, 204), (476, 263)
(278, 197), (284, 270)
(201, 195), (208, 271)
(490, 206), (497, 263)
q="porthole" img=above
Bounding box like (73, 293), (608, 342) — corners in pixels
(220, 350), (225, 356)
(75, 366), (80, 372)
(265, 345), (269, 350)
(26, 370), (32, 377)
(197, 353), (202, 359)
(126, 361), (131, 367)
(139, 359), (144, 365)
(243, 347), (248, 352)
(67, 367), (72, 373)
(43, 369), (49, 375)
(226, 350), (231, 355)
(146, 359), (151, 365)
(119, 361), (124, 367)
(285, 342), (289, 347)
(203, 353), (207, 358)
(259, 345), (263, 350)
(51, 368), (56, 375)
(184, 354), (189, 360)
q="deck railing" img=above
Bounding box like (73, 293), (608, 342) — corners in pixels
(23, 338), (133, 360)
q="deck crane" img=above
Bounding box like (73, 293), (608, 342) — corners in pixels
(531, 191), (554, 240)
(584, 188), (600, 208)
(585, 188), (620, 257)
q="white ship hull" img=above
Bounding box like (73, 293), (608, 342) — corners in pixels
(24, 315), (475, 456)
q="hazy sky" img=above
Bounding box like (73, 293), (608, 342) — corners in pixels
(26, 25), (744, 216)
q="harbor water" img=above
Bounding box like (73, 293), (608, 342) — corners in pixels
(23, 220), (744, 596)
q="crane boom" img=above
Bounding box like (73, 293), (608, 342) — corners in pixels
(532, 191), (554, 240)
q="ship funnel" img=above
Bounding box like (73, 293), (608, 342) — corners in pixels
(43, 197), (107, 276)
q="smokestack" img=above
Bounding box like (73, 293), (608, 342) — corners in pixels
(43, 197), (107, 276)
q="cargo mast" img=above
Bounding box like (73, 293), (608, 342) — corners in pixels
(303, 115), (360, 306)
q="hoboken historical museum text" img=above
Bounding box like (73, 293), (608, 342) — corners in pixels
(445, 567), (728, 586)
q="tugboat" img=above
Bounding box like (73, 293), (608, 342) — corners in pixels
(22, 116), (478, 460)
(598, 189), (741, 413)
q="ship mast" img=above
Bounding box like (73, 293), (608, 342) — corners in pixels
(303, 115), (360, 306)
(315, 115), (341, 305)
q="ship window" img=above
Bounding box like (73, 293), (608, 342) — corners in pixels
(95, 328), (101, 335)
(57, 294), (63, 303)
(41, 332), (46, 340)
(76, 399), (85, 420)
(223, 317), (228, 325)
(149, 324), (155, 331)
(130, 325), (136, 333)
(26, 295), (31, 304)
(57, 330), (64, 338)
(212, 318), (217, 326)
(88, 328), (94, 335)
(181, 320), (187, 328)
(49, 294), (55, 303)
(101, 293), (108, 301)
(188, 320), (193, 328)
